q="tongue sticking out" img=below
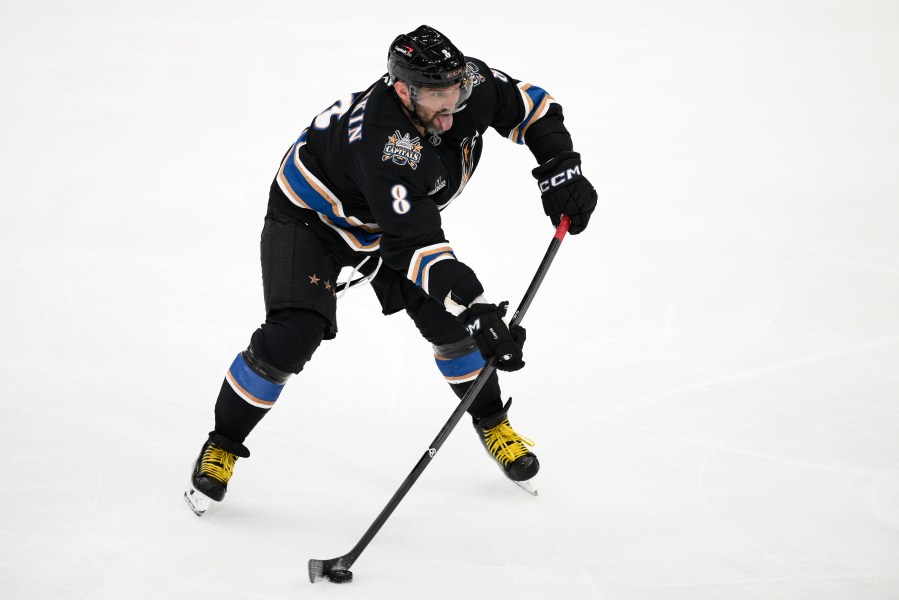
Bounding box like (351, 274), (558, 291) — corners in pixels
(435, 114), (453, 132)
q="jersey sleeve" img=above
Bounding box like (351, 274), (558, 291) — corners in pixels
(351, 147), (484, 307)
(482, 64), (574, 164)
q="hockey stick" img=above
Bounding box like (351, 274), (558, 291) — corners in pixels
(309, 215), (572, 584)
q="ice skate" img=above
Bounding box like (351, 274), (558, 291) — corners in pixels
(184, 435), (248, 516)
(473, 400), (539, 495)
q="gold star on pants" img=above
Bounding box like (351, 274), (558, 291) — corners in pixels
(308, 274), (320, 285)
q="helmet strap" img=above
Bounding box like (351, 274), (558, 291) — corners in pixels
(409, 99), (427, 128)
(393, 82), (427, 129)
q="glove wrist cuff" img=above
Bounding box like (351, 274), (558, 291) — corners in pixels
(536, 149), (580, 165)
(444, 293), (489, 317)
(532, 151), (581, 176)
(532, 151), (583, 193)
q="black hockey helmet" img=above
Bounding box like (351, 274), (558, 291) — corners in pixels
(387, 25), (473, 112)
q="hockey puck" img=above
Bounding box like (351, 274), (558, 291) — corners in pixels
(326, 569), (353, 584)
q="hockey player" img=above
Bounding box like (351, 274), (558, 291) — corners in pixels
(185, 25), (597, 515)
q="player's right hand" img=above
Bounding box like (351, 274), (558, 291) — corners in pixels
(532, 151), (598, 235)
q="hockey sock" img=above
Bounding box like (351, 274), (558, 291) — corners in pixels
(433, 340), (503, 420)
(213, 308), (327, 444)
(213, 351), (288, 444)
(405, 295), (503, 420)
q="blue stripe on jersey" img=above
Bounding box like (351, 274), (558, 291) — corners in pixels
(435, 348), (485, 381)
(281, 131), (382, 249)
(512, 85), (552, 145)
(229, 354), (285, 403)
(409, 244), (456, 291)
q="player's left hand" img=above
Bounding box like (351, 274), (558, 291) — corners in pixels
(459, 301), (526, 372)
(532, 151), (598, 235)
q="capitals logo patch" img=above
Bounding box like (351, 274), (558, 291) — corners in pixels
(383, 130), (423, 170)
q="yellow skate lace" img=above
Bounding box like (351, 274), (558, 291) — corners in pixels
(483, 419), (535, 465)
(200, 444), (237, 485)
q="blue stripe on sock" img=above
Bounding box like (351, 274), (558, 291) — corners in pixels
(229, 354), (285, 403)
(435, 349), (485, 379)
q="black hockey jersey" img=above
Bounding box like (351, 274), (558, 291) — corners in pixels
(269, 57), (572, 307)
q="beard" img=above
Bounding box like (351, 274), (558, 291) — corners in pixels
(412, 105), (453, 135)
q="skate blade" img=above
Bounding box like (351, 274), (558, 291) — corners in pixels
(512, 478), (538, 496)
(184, 486), (213, 516)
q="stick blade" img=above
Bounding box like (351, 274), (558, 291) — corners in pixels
(308, 559), (325, 583)
(308, 556), (352, 584)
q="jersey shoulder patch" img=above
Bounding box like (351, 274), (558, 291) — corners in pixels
(381, 129), (425, 170)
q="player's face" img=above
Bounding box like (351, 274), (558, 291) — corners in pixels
(415, 84), (463, 111)
(411, 83), (463, 134)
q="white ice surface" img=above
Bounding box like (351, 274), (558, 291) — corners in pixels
(2, 1), (899, 598)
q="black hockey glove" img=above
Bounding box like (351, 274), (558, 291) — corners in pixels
(459, 301), (526, 372)
(532, 151), (598, 235)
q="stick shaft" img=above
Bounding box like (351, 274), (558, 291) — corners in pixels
(311, 216), (571, 574)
